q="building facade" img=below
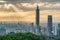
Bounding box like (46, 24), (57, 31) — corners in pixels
(48, 15), (53, 35)
(57, 23), (60, 36)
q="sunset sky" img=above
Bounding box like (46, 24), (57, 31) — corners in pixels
(0, 0), (60, 23)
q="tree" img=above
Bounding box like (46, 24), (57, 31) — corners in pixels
(0, 32), (44, 40)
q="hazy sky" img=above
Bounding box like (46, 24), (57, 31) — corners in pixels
(0, 0), (60, 23)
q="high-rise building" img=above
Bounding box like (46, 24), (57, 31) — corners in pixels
(48, 15), (53, 35)
(36, 5), (41, 34)
(36, 5), (40, 26)
(57, 23), (60, 36)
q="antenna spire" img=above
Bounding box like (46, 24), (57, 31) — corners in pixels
(36, 0), (39, 10)
(36, 0), (39, 7)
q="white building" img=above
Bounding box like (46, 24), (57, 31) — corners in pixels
(52, 24), (58, 36)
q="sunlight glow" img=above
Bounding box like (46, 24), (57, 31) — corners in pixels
(4, 4), (12, 9)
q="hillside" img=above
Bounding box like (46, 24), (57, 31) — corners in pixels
(0, 32), (44, 40)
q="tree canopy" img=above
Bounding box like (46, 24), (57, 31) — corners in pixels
(0, 32), (44, 40)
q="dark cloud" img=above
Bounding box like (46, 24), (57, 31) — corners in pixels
(4, 0), (36, 3)
(41, 0), (60, 2)
(0, 3), (60, 12)
(0, 0), (60, 12)
(40, 7), (60, 10)
(3, 0), (60, 3)
(15, 4), (60, 11)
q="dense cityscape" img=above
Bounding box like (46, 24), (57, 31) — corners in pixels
(0, 0), (60, 40)
(0, 5), (60, 38)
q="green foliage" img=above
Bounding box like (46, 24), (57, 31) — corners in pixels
(0, 32), (44, 40)
(55, 37), (60, 40)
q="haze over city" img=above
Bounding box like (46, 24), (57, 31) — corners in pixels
(0, 1), (60, 40)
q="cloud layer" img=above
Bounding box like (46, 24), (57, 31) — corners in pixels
(3, 0), (60, 3)
(0, 0), (60, 23)
(0, 0), (60, 12)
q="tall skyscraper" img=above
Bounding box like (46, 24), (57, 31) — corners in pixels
(48, 15), (53, 35)
(36, 5), (40, 26)
(36, 5), (41, 34)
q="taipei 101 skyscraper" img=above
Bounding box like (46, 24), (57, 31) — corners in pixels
(36, 0), (40, 26)
(36, 3), (41, 33)
(36, 5), (40, 26)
